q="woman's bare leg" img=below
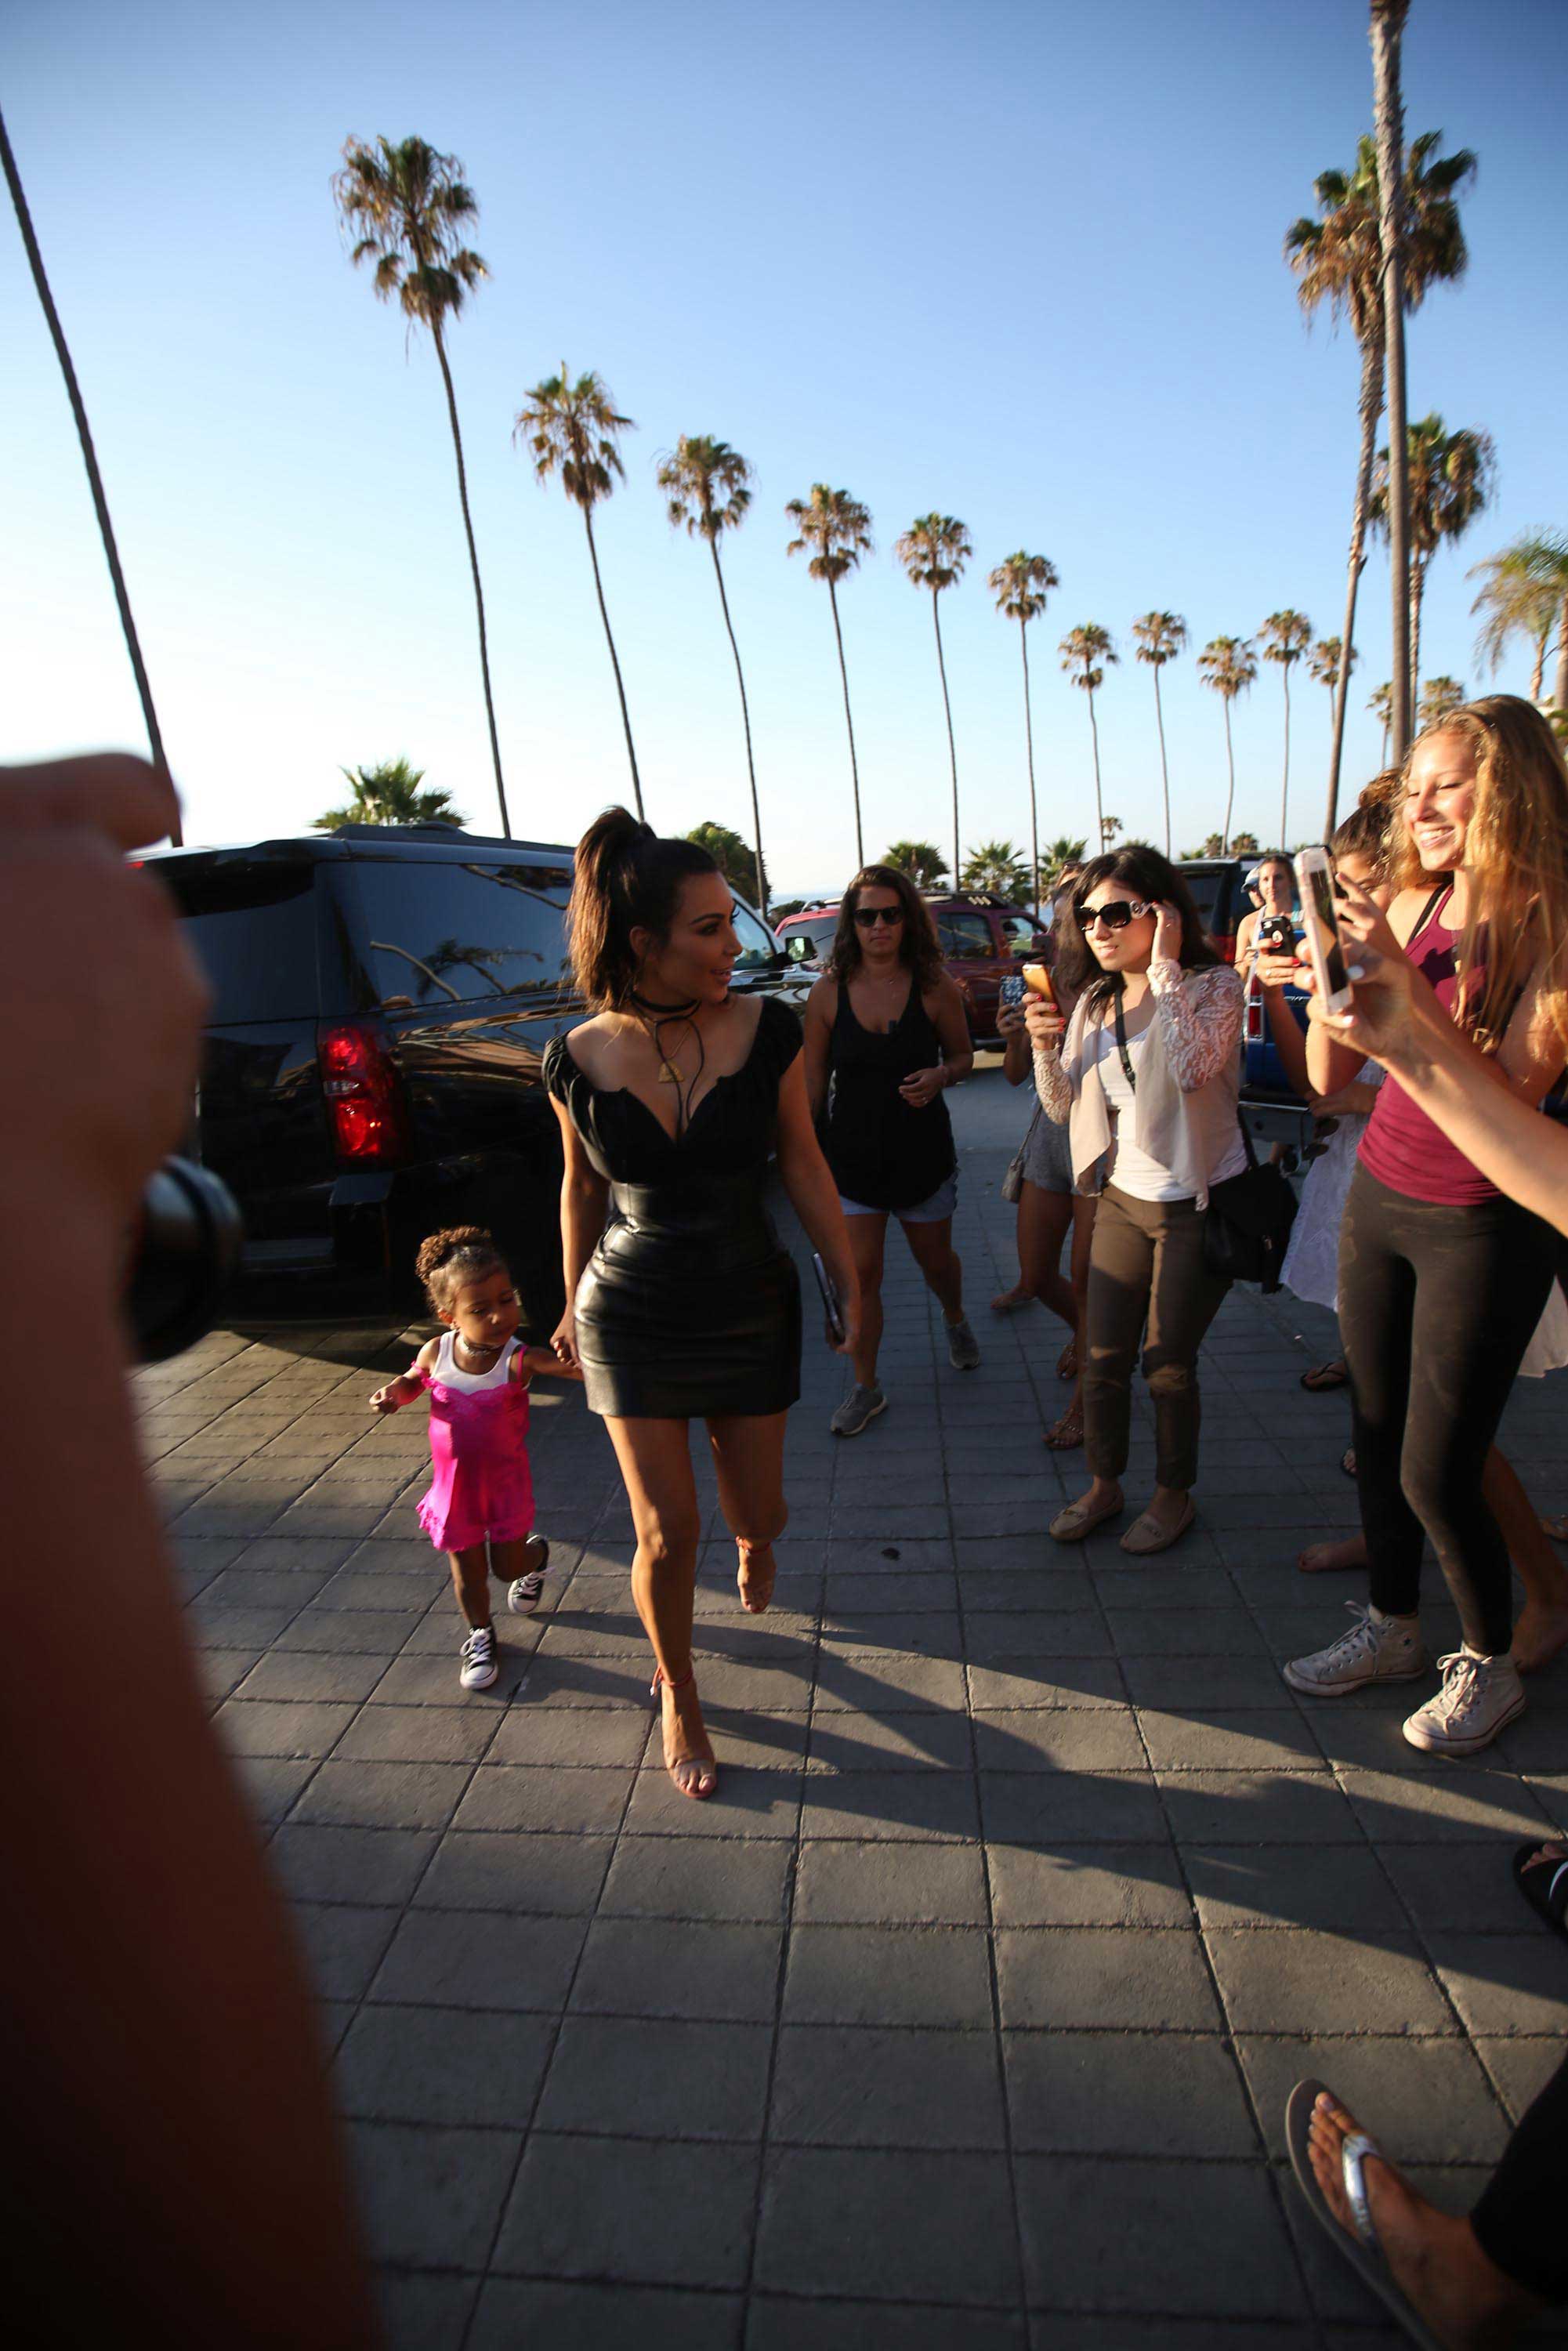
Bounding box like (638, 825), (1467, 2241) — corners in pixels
(708, 1410), (789, 1614)
(847, 1212), (888, 1389)
(1490, 1447), (1568, 1672)
(603, 1415), (714, 1797)
(1014, 1182), (1077, 1328)
(903, 1213), (965, 1321)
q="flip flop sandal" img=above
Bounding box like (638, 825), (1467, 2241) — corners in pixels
(1300, 1360), (1349, 1392)
(1340, 1447), (1357, 1480)
(1120, 1499), (1196, 1556)
(1284, 2080), (1446, 2351)
(1056, 1341), (1077, 1380)
(990, 1290), (1032, 1315)
(1043, 1409), (1084, 1451)
(1512, 1841), (1568, 1941)
(1048, 1492), (1123, 1542)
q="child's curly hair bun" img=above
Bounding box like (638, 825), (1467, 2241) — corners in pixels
(415, 1225), (505, 1310)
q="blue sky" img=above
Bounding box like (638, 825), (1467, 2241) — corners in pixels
(5, 0), (1566, 890)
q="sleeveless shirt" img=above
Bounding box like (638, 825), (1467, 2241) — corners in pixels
(821, 976), (958, 1211)
(1358, 887), (1501, 1205)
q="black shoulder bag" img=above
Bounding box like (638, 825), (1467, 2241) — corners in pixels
(1113, 990), (1297, 1292)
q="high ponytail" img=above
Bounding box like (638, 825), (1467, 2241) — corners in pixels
(568, 806), (719, 1008)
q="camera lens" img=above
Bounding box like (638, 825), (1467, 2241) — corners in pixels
(125, 1157), (244, 1364)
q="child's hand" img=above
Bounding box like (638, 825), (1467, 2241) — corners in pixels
(521, 1344), (584, 1383)
(369, 1373), (419, 1415)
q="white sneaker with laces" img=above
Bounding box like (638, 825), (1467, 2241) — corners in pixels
(831, 1384), (886, 1437)
(946, 1316), (982, 1371)
(459, 1624), (499, 1690)
(1283, 1601), (1428, 1697)
(508, 1535), (550, 1615)
(1403, 1649), (1525, 1756)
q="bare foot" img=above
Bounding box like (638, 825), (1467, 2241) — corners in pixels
(657, 1670), (717, 1799)
(1306, 2089), (1540, 2349)
(1513, 1597), (1568, 1675)
(737, 1540), (776, 1615)
(990, 1284), (1031, 1313)
(1043, 1401), (1084, 1450)
(1298, 1533), (1369, 1575)
(1542, 1513), (1568, 1543)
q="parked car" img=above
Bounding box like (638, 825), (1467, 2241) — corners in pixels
(1179, 856), (1315, 1153)
(143, 824), (810, 1328)
(775, 890), (1049, 1046)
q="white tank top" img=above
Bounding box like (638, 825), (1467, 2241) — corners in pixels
(433, 1331), (520, 1392)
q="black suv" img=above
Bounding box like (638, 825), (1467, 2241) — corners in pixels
(147, 824), (808, 1331)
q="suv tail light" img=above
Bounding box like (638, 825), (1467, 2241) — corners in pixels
(317, 1022), (409, 1164)
(1214, 931), (1237, 964)
(1244, 974), (1264, 1043)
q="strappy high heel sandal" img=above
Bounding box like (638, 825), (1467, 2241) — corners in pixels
(736, 1539), (777, 1614)
(650, 1665), (719, 1800)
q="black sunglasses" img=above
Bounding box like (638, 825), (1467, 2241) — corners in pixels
(1075, 897), (1151, 933)
(853, 905), (905, 929)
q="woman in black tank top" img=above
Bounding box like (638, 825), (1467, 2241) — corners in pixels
(803, 867), (978, 1434)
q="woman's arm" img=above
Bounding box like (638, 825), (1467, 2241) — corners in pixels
(998, 999), (1032, 1085)
(549, 1094), (610, 1369)
(1150, 962), (1244, 1091)
(900, 974), (974, 1107)
(802, 978), (835, 1121)
(1023, 994), (1071, 1121)
(773, 1052), (860, 1354)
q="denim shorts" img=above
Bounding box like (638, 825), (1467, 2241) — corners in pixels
(838, 1172), (959, 1225)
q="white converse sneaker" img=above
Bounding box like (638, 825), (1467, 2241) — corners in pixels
(1283, 1601), (1429, 1697)
(946, 1316), (982, 1371)
(507, 1535), (550, 1615)
(1403, 1649), (1525, 1757)
(459, 1624), (499, 1690)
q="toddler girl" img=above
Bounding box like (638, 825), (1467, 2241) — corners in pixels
(370, 1226), (581, 1690)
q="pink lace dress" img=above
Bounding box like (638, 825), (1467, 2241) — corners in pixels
(413, 1331), (535, 1554)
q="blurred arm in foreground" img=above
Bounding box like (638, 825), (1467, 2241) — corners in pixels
(1, 757), (375, 2348)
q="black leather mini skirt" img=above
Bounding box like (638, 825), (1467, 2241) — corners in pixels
(574, 1170), (802, 1420)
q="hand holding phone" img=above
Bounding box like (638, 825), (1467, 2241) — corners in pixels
(812, 1252), (846, 1346)
(999, 973), (1027, 1010)
(1256, 911), (1296, 955)
(1021, 962), (1056, 1007)
(1293, 849), (1353, 1019)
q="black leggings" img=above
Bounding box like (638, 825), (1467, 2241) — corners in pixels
(1472, 2049), (1568, 2302)
(1338, 1163), (1555, 1656)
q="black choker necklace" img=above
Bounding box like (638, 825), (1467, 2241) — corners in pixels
(629, 987), (701, 1016)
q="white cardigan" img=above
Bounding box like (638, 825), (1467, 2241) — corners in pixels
(1034, 960), (1245, 1208)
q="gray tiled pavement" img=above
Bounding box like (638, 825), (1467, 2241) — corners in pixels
(139, 1076), (1568, 2346)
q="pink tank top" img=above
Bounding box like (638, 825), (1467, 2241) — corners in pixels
(1358, 888), (1499, 1204)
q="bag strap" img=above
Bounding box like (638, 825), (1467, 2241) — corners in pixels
(1111, 991), (1138, 1093)
(1232, 1103), (1260, 1172)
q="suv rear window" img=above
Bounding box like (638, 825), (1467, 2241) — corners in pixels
(780, 918), (838, 966)
(998, 912), (1037, 955)
(158, 857), (323, 1023)
(1182, 868), (1233, 938)
(352, 860), (573, 1006)
(934, 911), (997, 961)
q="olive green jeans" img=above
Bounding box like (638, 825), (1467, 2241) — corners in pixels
(1082, 1183), (1232, 1492)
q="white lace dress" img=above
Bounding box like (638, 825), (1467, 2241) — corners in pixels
(1282, 1057), (1568, 1376)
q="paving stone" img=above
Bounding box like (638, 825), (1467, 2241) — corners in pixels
(212, 1697), (359, 1759)
(770, 2022), (1005, 2149)
(493, 2134), (758, 2286)
(368, 1910), (585, 2010)
(454, 1762), (636, 1835)
(365, 1651), (527, 1704)
(338, 2002), (554, 2127)
(1102, 1607), (1268, 1656)
(799, 1770), (980, 1843)
(980, 1771), (1168, 1846)
(621, 1764), (802, 1838)
(1204, 1927), (1458, 2036)
(987, 1845), (1190, 1928)
(277, 1607), (434, 1654)
(995, 1928), (1221, 2030)
(470, 2281), (742, 2351)
(1117, 1653), (1305, 1710)
(782, 1926), (994, 2027)
(1340, 1766), (1555, 1843)
(202, 1565), (335, 1610)
(480, 1704), (649, 1766)
(1428, 1933), (1568, 2038)
(347, 2118), (520, 2269)
(600, 1835), (791, 1923)
(289, 1759), (473, 1831)
(971, 1709), (1146, 1773)
(237, 1649), (393, 1703)
(1016, 2154), (1299, 2315)
(267, 1824), (437, 1907)
(813, 1654), (968, 1712)
(413, 1830), (614, 1916)
(1161, 1770), (1362, 1846)
(1005, 2030), (1255, 2156)
(1183, 1844), (1408, 1935)
(1235, 2031), (1512, 2161)
(194, 1648), (265, 1702)
(750, 2301), (1025, 2351)
(755, 2147), (1020, 2306)
(1473, 2036), (1567, 2125)
(328, 1703), (498, 1765)
(374, 2268), (478, 2351)
(536, 2014), (772, 2139)
(967, 1659), (1127, 1710)
(290, 1901), (400, 2000)
(1136, 1708), (1326, 1771)
(1027, 2323), (1312, 2350)
(569, 1918), (783, 2022)
(795, 1841), (987, 1925)
(232, 1753), (319, 1824)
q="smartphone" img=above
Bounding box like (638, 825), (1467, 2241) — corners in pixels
(1293, 848), (1353, 1017)
(1021, 962), (1056, 1007)
(998, 973), (1026, 1009)
(811, 1252), (846, 1345)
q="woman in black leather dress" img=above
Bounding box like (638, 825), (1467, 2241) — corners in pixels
(544, 809), (859, 1800)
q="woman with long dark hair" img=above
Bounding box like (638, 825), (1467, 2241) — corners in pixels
(1284, 696), (1568, 1754)
(802, 864), (978, 1436)
(544, 809), (858, 1800)
(1025, 844), (1244, 1552)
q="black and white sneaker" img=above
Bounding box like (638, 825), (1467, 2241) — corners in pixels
(508, 1535), (550, 1615)
(459, 1624), (499, 1690)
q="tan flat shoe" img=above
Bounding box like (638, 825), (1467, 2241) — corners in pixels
(1048, 1491), (1123, 1542)
(1119, 1500), (1196, 1556)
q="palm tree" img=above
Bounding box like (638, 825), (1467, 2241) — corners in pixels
(988, 552), (1059, 912)
(516, 366), (643, 818)
(1285, 123), (1475, 826)
(895, 515), (972, 887)
(1258, 610), (1313, 849)
(1418, 676), (1465, 730)
(1308, 635), (1356, 702)
(1037, 835), (1088, 893)
(314, 757), (465, 831)
(1368, 680), (1395, 764)
(686, 820), (766, 908)
(1372, 414), (1495, 697)
(961, 840), (1031, 900)
(1100, 814), (1122, 847)
(1370, 0), (1414, 760)
(884, 840), (949, 888)
(335, 135), (509, 837)
(785, 485), (875, 868)
(1131, 612), (1187, 856)
(1470, 532), (1568, 704)
(1197, 636), (1258, 853)
(660, 436), (768, 912)
(1059, 625), (1118, 847)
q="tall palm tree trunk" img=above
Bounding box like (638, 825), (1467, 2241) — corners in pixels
(431, 325), (509, 838)
(1280, 665), (1292, 848)
(708, 540), (766, 915)
(1087, 687), (1105, 849)
(1325, 339), (1384, 838)
(1222, 704), (1237, 853)
(1019, 621), (1040, 911)
(1371, 0), (1413, 763)
(930, 592), (961, 887)
(827, 577), (864, 870)
(1152, 665), (1172, 857)
(1553, 592), (1568, 712)
(581, 507), (643, 821)
(1530, 627), (1549, 705)
(1409, 553), (1426, 706)
(2, 102), (180, 843)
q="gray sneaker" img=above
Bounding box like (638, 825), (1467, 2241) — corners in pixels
(1403, 1649), (1525, 1756)
(946, 1316), (981, 1371)
(831, 1383), (887, 1436)
(1283, 1601), (1428, 1697)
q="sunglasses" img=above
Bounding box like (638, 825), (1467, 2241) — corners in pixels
(1077, 897), (1152, 933)
(853, 906), (905, 929)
